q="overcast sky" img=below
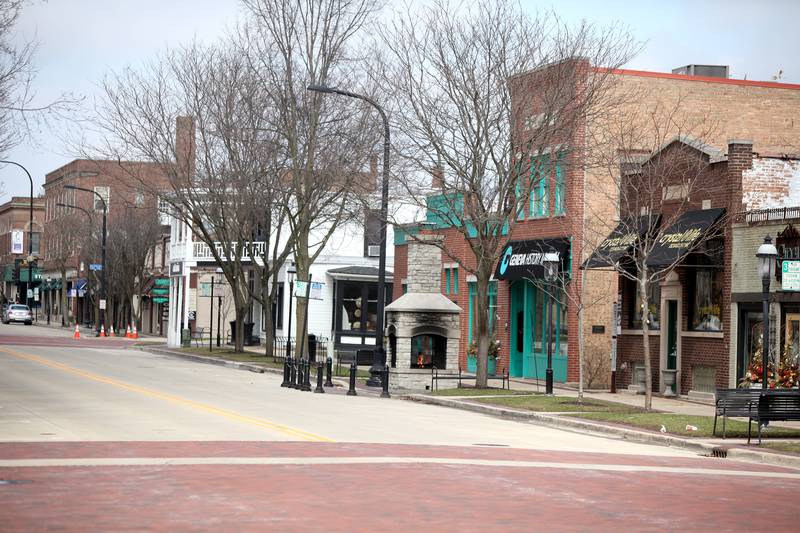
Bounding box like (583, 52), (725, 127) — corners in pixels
(2, 0), (798, 199)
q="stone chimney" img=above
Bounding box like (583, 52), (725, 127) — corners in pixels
(176, 116), (196, 179)
(406, 234), (443, 293)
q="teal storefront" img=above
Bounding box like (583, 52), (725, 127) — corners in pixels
(495, 237), (571, 381)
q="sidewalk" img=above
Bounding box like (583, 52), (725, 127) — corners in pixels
(125, 341), (800, 468)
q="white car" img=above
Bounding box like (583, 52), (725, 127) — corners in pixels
(3, 304), (33, 325)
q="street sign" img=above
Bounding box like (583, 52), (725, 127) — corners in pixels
(782, 260), (800, 291)
(99, 299), (107, 310)
(294, 280), (325, 300)
(89, 263), (103, 271)
(199, 282), (224, 297)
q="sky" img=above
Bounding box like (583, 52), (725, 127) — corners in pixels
(2, 0), (799, 200)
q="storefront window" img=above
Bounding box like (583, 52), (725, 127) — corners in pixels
(339, 282), (363, 331)
(468, 281), (497, 342)
(691, 269), (723, 331)
(630, 279), (660, 330)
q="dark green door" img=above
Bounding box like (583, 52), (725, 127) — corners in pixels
(667, 300), (678, 371)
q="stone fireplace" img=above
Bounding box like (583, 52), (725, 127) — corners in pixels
(385, 235), (461, 390)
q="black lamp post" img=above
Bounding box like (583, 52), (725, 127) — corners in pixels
(209, 274), (216, 353)
(0, 161), (34, 309)
(543, 252), (560, 395)
(756, 236), (778, 389)
(57, 202), (93, 327)
(286, 261), (296, 358)
(215, 267), (223, 347)
(307, 83), (390, 387)
(64, 185), (107, 334)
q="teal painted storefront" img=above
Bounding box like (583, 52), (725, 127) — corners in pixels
(508, 279), (568, 381)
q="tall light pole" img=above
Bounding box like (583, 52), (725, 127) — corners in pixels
(0, 161), (34, 309)
(58, 202), (93, 327)
(64, 185), (107, 334)
(307, 83), (390, 387)
(756, 236), (778, 389)
(543, 252), (560, 395)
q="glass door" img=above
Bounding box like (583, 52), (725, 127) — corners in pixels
(784, 313), (800, 365)
(737, 309), (763, 382)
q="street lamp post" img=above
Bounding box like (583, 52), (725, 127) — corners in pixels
(216, 267), (223, 347)
(756, 236), (778, 389)
(286, 262), (296, 359)
(543, 252), (560, 396)
(209, 274), (216, 353)
(307, 83), (390, 387)
(0, 161), (34, 310)
(57, 202), (93, 327)
(46, 277), (51, 325)
(64, 185), (107, 334)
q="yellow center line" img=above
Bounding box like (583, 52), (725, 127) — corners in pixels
(0, 346), (332, 443)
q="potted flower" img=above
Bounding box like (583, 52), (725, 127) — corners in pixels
(467, 336), (501, 376)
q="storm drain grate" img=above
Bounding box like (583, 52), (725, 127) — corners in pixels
(709, 447), (729, 459)
(472, 443), (509, 447)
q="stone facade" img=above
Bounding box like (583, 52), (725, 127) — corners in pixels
(385, 237), (462, 390)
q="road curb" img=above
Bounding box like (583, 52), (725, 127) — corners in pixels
(407, 394), (800, 469)
(139, 345), (278, 375)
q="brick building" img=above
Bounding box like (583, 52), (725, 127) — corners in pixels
(0, 196), (45, 306)
(393, 63), (800, 388)
(42, 158), (169, 329)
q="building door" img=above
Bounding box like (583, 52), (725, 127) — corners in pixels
(785, 313), (800, 364)
(510, 280), (566, 381)
(737, 307), (763, 383)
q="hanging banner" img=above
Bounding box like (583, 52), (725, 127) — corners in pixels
(11, 230), (23, 254)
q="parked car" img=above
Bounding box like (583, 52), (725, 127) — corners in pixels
(3, 304), (32, 325)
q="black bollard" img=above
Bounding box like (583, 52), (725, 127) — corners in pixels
(347, 361), (357, 396)
(289, 358), (297, 389)
(325, 356), (334, 387)
(281, 358), (290, 387)
(295, 359), (303, 390)
(302, 360), (312, 392)
(314, 361), (325, 393)
(381, 365), (390, 398)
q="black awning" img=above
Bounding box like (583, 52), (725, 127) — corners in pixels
(647, 208), (725, 268)
(583, 215), (660, 269)
(495, 238), (570, 281)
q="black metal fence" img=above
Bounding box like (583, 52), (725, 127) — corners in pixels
(270, 336), (329, 363)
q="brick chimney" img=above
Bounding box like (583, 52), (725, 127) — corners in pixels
(431, 165), (444, 190)
(176, 116), (196, 179)
(727, 139), (753, 213)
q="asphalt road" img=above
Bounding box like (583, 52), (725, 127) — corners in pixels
(1, 324), (798, 532)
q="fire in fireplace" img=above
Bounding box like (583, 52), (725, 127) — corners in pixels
(410, 334), (447, 369)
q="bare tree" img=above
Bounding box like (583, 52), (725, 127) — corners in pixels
(378, 0), (636, 387)
(0, 0), (79, 158)
(583, 106), (726, 410)
(241, 0), (384, 350)
(104, 205), (164, 331)
(44, 209), (87, 326)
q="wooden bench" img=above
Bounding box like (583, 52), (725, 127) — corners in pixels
(751, 390), (800, 444)
(430, 366), (509, 392)
(714, 388), (760, 439)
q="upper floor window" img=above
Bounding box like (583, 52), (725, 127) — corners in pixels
(443, 267), (459, 295)
(93, 186), (110, 211)
(554, 153), (566, 215)
(530, 155), (549, 218)
(135, 191), (145, 206)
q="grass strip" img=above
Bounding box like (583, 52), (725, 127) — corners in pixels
(566, 412), (800, 439)
(474, 395), (644, 413)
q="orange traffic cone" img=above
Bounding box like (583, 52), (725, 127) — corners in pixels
(125, 324), (132, 338)
(99, 324), (106, 338)
(73, 324), (81, 340)
(132, 324), (139, 339)
(109, 325), (115, 337)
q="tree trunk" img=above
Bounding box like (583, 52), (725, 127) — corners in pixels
(263, 286), (275, 359)
(474, 271), (491, 388)
(638, 274), (653, 411)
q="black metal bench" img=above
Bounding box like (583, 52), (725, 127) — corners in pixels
(714, 388), (760, 439)
(430, 366), (509, 392)
(751, 390), (800, 444)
